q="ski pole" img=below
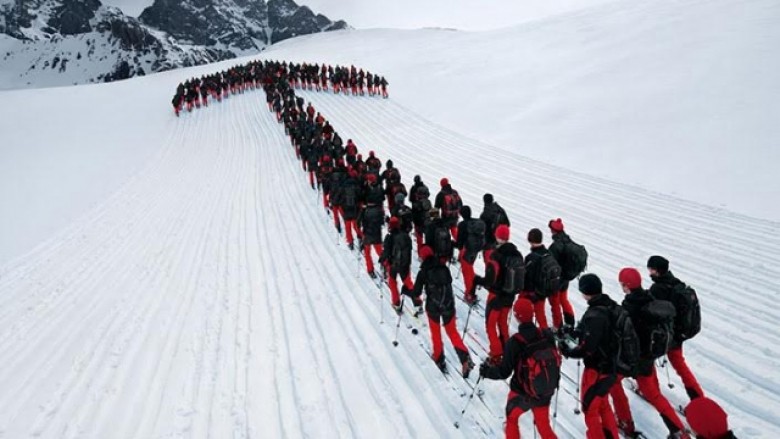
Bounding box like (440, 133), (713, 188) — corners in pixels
(461, 304), (474, 339)
(453, 376), (483, 428)
(663, 356), (674, 389)
(392, 296), (405, 346)
(553, 385), (560, 432)
(574, 361), (581, 415)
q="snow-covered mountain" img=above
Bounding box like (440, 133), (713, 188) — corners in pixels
(0, 0), (347, 89)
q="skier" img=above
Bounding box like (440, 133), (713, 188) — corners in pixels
(548, 218), (584, 330)
(382, 160), (402, 209)
(557, 274), (621, 439)
(684, 397), (737, 439)
(386, 179), (408, 213)
(455, 206), (485, 304)
(390, 193), (414, 234)
(341, 170), (363, 250)
(472, 225), (523, 363)
(379, 217), (420, 313)
(329, 159), (348, 233)
(406, 245), (474, 376)
(434, 178), (462, 241)
(319, 155), (335, 211)
(425, 210), (455, 264)
(409, 175), (432, 250)
(609, 268), (690, 438)
(358, 202), (384, 278)
(366, 150), (382, 173)
(480, 298), (560, 439)
(480, 193), (510, 262)
(521, 229), (561, 330)
(647, 255), (705, 400)
(363, 173), (385, 208)
(345, 139), (358, 165)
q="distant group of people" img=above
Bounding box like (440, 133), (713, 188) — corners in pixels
(171, 60), (737, 439)
(170, 60), (388, 116)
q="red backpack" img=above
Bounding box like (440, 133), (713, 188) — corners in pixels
(442, 191), (462, 218)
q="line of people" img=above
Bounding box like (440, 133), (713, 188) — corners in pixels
(174, 60), (737, 439)
(171, 60), (388, 116)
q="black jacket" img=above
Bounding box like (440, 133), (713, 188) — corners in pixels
(564, 294), (617, 373)
(480, 202), (510, 246)
(380, 230), (412, 276)
(424, 218), (454, 259)
(359, 204), (384, 244)
(477, 242), (523, 308)
(621, 288), (657, 376)
(523, 245), (550, 296)
(412, 257), (455, 323)
(649, 271), (685, 346)
(483, 323), (556, 400)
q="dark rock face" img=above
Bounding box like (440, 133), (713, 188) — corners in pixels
(0, 0), (348, 87)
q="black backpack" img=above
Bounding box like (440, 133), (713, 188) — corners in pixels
(499, 254), (525, 295)
(464, 220), (486, 257)
(559, 238), (588, 281)
(599, 305), (641, 378)
(535, 253), (562, 298)
(671, 283), (701, 341)
(426, 264), (454, 311)
(515, 331), (561, 400)
(433, 226), (452, 258)
(395, 205), (414, 233)
(641, 299), (676, 359)
(415, 184), (430, 202)
(391, 233), (412, 271)
(343, 185), (358, 209)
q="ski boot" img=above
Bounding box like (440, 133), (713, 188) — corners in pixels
(464, 294), (478, 307)
(433, 354), (447, 374)
(348, 242), (354, 251)
(618, 420), (638, 438)
(486, 355), (502, 366)
(392, 304), (403, 316)
(462, 357), (475, 379)
(368, 270), (376, 279)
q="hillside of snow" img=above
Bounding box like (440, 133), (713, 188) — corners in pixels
(1, 0), (779, 437)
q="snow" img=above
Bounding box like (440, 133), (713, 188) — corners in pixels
(1, 0), (779, 437)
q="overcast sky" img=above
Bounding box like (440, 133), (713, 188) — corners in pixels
(302, 0), (614, 31)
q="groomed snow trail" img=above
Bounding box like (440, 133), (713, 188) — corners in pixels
(0, 94), (495, 438)
(298, 89), (780, 438)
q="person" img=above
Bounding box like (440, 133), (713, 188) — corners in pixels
(390, 193), (414, 234)
(358, 202), (384, 278)
(609, 268), (690, 438)
(472, 225), (522, 363)
(684, 397), (737, 439)
(409, 175), (432, 250)
(480, 299), (559, 439)
(521, 229), (560, 330)
(558, 274), (621, 439)
(547, 219), (581, 330)
(407, 245), (474, 376)
(318, 155), (334, 212)
(345, 139), (358, 165)
(455, 206), (485, 303)
(329, 159), (347, 234)
(647, 255), (705, 400)
(434, 178), (462, 240)
(366, 150), (382, 172)
(480, 193), (510, 262)
(379, 217), (420, 313)
(362, 173), (385, 208)
(425, 210), (454, 264)
(341, 170), (363, 250)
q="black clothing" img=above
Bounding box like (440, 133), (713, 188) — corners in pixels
(562, 294), (618, 373)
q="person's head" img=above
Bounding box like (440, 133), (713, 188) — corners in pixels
(647, 255), (670, 279)
(618, 268), (642, 293)
(460, 205), (471, 220)
(483, 193), (494, 205)
(322, 155), (331, 162)
(419, 245), (434, 261)
(527, 228), (543, 247)
(386, 159), (393, 168)
(548, 218), (564, 234)
(357, 153), (362, 161)
(369, 150), (375, 158)
(578, 274), (603, 299)
(395, 193), (406, 206)
(348, 169), (358, 179)
(513, 298), (535, 325)
(366, 173), (377, 185)
(495, 225), (510, 244)
(414, 175), (422, 184)
(685, 397), (731, 439)
(440, 177), (449, 188)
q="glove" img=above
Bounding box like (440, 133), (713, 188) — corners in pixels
(558, 339), (573, 357)
(479, 362), (490, 378)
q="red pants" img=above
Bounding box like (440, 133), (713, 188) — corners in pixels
(668, 346), (704, 399)
(388, 271), (414, 306)
(322, 192), (330, 209)
(428, 315), (467, 362)
(449, 225), (458, 241)
(458, 252), (475, 296)
(549, 289), (575, 328)
(386, 194), (395, 211)
(505, 392), (557, 439)
(486, 293), (510, 357)
(363, 244), (382, 273)
(414, 227), (424, 253)
(332, 206), (344, 230)
(309, 171), (315, 187)
(483, 248), (494, 264)
(610, 370), (685, 432)
(344, 219), (362, 245)
(581, 369), (619, 439)
(521, 291), (549, 329)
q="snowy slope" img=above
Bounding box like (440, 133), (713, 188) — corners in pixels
(1, 0), (779, 437)
(260, 0), (780, 222)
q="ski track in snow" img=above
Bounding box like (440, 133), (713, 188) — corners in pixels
(0, 83), (778, 438)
